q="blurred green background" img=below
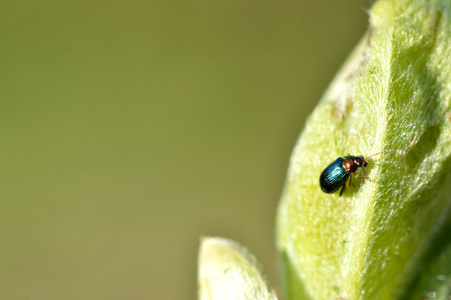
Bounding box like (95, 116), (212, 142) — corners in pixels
(0, 1), (370, 299)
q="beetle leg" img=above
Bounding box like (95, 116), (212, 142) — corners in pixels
(349, 175), (355, 187)
(354, 173), (372, 182)
(362, 166), (368, 177)
(339, 184), (346, 197)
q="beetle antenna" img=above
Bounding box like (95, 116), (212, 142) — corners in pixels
(365, 149), (396, 160)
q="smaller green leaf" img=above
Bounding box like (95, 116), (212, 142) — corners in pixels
(198, 237), (277, 300)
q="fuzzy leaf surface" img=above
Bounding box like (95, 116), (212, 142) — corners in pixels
(277, 0), (451, 299)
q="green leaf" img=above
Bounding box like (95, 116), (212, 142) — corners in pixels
(408, 219), (451, 299)
(198, 237), (278, 300)
(276, 0), (451, 299)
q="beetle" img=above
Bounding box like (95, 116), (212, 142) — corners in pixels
(319, 150), (395, 196)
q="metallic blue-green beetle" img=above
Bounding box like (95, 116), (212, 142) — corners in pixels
(319, 150), (395, 196)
